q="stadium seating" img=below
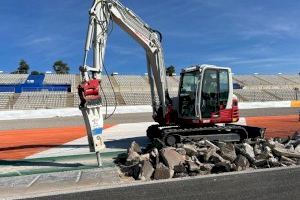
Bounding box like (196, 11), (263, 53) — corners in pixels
(234, 75), (269, 86)
(13, 91), (68, 109)
(280, 75), (300, 84)
(114, 75), (148, 87)
(44, 74), (76, 85)
(0, 74), (28, 84)
(121, 92), (151, 105)
(265, 89), (298, 100)
(254, 75), (295, 85)
(0, 93), (14, 109)
(234, 89), (277, 102)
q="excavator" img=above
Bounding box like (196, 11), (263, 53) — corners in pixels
(78, 0), (265, 163)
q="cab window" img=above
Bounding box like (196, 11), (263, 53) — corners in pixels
(180, 71), (199, 94)
(219, 70), (229, 105)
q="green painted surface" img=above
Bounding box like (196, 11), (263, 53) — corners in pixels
(0, 150), (126, 178)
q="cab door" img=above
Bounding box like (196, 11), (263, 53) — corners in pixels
(178, 70), (200, 119)
(200, 68), (229, 119)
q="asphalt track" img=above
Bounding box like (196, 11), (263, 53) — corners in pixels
(0, 107), (299, 130)
(26, 166), (300, 200)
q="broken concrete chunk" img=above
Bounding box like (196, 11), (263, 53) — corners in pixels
(230, 163), (237, 171)
(280, 156), (297, 165)
(211, 162), (231, 173)
(204, 147), (216, 162)
(153, 163), (174, 180)
(285, 144), (295, 151)
(234, 155), (250, 171)
(139, 160), (154, 181)
(125, 149), (140, 165)
(295, 144), (300, 153)
(128, 141), (142, 154)
(254, 159), (269, 168)
(117, 134), (300, 181)
(243, 143), (255, 158)
(173, 164), (187, 173)
(266, 139), (285, 149)
(268, 157), (281, 167)
(173, 172), (189, 178)
(274, 137), (290, 144)
(272, 146), (300, 158)
(160, 147), (185, 170)
(150, 148), (159, 166)
(205, 140), (220, 151)
(279, 156), (297, 166)
(187, 161), (200, 172)
(209, 152), (229, 164)
(119, 163), (141, 179)
(140, 153), (150, 161)
(197, 147), (208, 155)
(176, 148), (187, 156)
(200, 163), (214, 174)
(182, 144), (198, 157)
(254, 144), (263, 156)
(256, 146), (274, 160)
(235, 145), (256, 164)
(220, 143), (237, 162)
(191, 156), (201, 165)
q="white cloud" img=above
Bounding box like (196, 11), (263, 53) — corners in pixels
(25, 37), (53, 45)
(230, 57), (300, 65)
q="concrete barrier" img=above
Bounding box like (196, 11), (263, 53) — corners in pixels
(291, 100), (300, 108)
(239, 101), (291, 109)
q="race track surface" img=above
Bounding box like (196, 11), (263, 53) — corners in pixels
(0, 108), (299, 160)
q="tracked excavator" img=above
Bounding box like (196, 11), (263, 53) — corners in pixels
(78, 0), (265, 159)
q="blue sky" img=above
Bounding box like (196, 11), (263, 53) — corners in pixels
(1, 0), (300, 75)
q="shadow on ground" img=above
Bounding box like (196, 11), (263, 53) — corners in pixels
(0, 144), (89, 152)
(105, 136), (149, 149)
(0, 159), (84, 167)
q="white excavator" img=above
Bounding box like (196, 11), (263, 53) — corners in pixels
(78, 0), (264, 165)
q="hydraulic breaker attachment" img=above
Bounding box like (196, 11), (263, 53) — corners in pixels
(78, 80), (105, 166)
(78, 79), (101, 107)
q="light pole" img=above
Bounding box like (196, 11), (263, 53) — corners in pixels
(294, 87), (299, 100)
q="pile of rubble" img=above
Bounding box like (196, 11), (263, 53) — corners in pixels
(115, 133), (300, 181)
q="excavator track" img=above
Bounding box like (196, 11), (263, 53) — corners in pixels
(147, 124), (265, 146)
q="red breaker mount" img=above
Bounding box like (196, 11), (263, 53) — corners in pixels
(78, 79), (101, 107)
(78, 79), (105, 167)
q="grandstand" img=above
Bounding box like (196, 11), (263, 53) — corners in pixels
(0, 73), (299, 110)
(234, 89), (276, 102)
(13, 91), (68, 110)
(0, 74), (28, 85)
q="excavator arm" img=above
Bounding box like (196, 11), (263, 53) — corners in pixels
(78, 0), (173, 163)
(79, 0), (172, 122)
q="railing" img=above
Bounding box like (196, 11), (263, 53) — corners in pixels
(0, 87), (15, 93)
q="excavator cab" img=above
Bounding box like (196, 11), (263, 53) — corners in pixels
(178, 65), (234, 124)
